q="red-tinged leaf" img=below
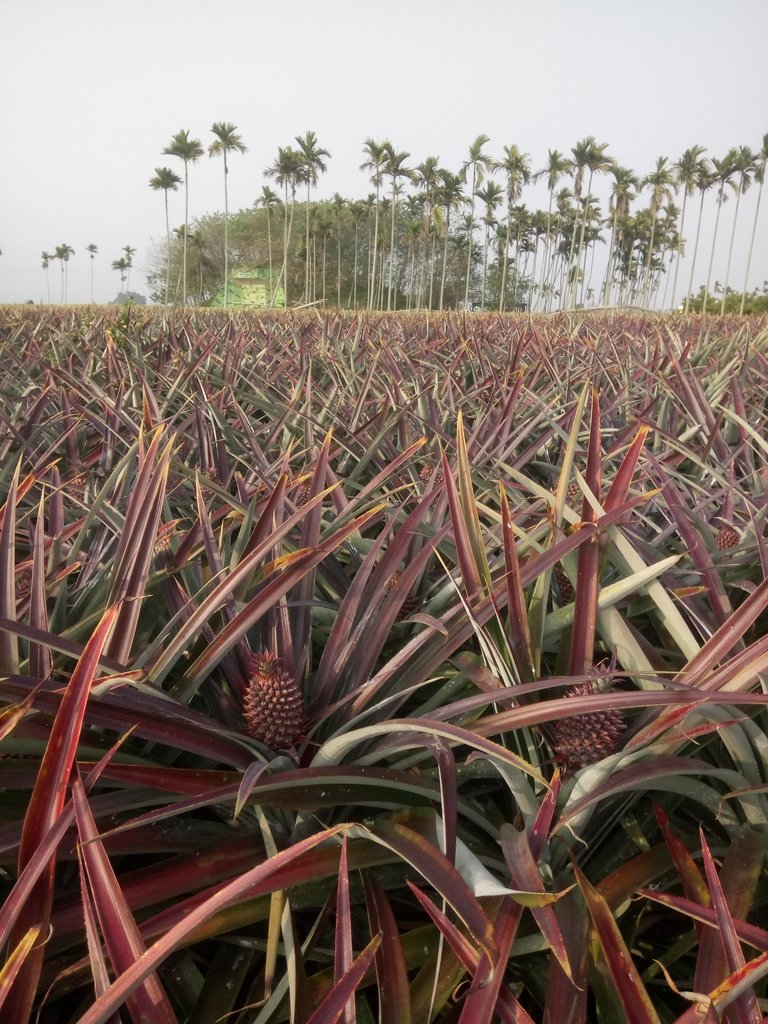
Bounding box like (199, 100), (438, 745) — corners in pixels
(408, 881), (482, 974)
(28, 500), (51, 680)
(363, 878), (412, 1024)
(334, 836), (354, 1024)
(3, 604), (118, 1023)
(305, 934), (382, 1024)
(425, 738), (458, 865)
(409, 886), (529, 1024)
(500, 823), (572, 979)
(442, 449), (483, 604)
(639, 890), (768, 953)
(603, 424), (650, 513)
(143, 481), (341, 684)
(655, 805), (710, 914)
(529, 769), (560, 858)
(597, 844), (675, 913)
(648, 455), (733, 627)
(77, 846), (114, 1005)
(0, 675), (255, 769)
(353, 820), (496, 958)
(455, 410), (492, 594)
(500, 484), (534, 683)
(574, 863), (662, 1024)
(698, 828), (762, 1024)
(673, 952), (768, 1024)
(0, 459), (21, 674)
(0, 731), (135, 950)
(676, 579), (768, 690)
(180, 504), (385, 689)
(569, 391), (601, 676)
(104, 430), (172, 664)
(0, 682), (45, 742)
(73, 825), (351, 1024)
(292, 430), (333, 679)
(459, 897), (536, 1024)
(542, 888), (590, 1024)
(234, 761), (270, 820)
(351, 497), (648, 719)
(73, 775), (178, 1024)
(0, 926), (43, 1012)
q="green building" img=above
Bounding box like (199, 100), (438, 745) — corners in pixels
(210, 267), (285, 308)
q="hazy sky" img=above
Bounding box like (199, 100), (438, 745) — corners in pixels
(1, 0), (767, 305)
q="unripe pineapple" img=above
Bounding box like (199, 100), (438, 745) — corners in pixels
(15, 567), (32, 603)
(715, 524), (739, 550)
(551, 681), (624, 771)
(388, 570), (420, 620)
(293, 479), (311, 508)
(243, 652), (307, 749)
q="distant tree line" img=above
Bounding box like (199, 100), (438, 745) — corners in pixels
(144, 127), (767, 313)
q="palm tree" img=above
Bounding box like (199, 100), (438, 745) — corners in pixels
(259, 186), (281, 306)
(436, 170), (465, 310)
(149, 166), (182, 305)
(570, 137), (612, 306)
(703, 151), (737, 312)
(163, 129), (204, 305)
(495, 145), (531, 311)
(533, 150), (573, 310)
(296, 131), (330, 303)
(265, 146), (306, 306)
(85, 244), (98, 303)
(331, 193), (346, 307)
(209, 122), (247, 309)
(122, 245), (136, 294)
(684, 162), (714, 312)
(475, 180), (504, 310)
(720, 145), (754, 312)
(601, 166), (639, 305)
(41, 251), (53, 303)
(383, 145), (414, 310)
(414, 156), (441, 307)
(462, 134), (492, 308)
(640, 157), (675, 306)
(741, 133), (768, 313)
(55, 244), (74, 303)
(360, 138), (390, 309)
(111, 257), (129, 295)
(670, 145), (708, 309)
(347, 199), (367, 307)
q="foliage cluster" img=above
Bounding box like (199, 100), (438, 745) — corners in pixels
(141, 129), (768, 316)
(1, 306), (768, 1022)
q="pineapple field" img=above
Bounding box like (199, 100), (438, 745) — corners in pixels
(2, 304), (768, 1023)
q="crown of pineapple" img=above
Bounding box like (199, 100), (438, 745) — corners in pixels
(243, 651), (307, 749)
(551, 680), (624, 771)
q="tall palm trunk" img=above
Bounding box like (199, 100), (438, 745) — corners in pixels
(703, 191), (726, 313)
(164, 192), (172, 305)
(740, 168), (766, 313)
(439, 209), (451, 311)
(463, 168), (477, 309)
(222, 151), (230, 308)
(182, 163), (189, 305)
(266, 205), (273, 306)
(720, 184), (744, 313)
(670, 189), (689, 310)
(369, 185), (381, 309)
(684, 189), (707, 313)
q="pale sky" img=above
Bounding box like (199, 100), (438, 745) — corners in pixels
(1, 0), (766, 305)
